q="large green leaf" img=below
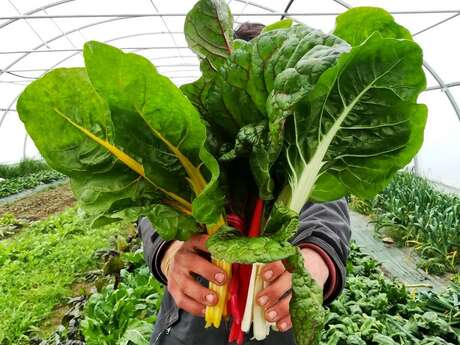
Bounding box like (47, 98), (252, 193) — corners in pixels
(147, 204), (203, 241)
(16, 68), (164, 222)
(17, 68), (115, 176)
(333, 7), (412, 46)
(83, 41), (224, 224)
(207, 226), (296, 263)
(286, 248), (325, 345)
(184, 0), (233, 72)
(263, 201), (299, 242)
(261, 18), (293, 33)
(282, 33), (427, 211)
(205, 24), (349, 199)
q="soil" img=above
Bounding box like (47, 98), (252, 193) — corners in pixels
(0, 183), (75, 221)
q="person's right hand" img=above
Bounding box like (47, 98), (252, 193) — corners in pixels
(161, 234), (227, 317)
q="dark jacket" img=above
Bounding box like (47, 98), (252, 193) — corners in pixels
(137, 199), (351, 345)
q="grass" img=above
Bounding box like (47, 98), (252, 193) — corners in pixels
(0, 159), (51, 179)
(0, 207), (128, 344)
(350, 172), (460, 275)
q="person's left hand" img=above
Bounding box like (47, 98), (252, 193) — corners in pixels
(255, 247), (330, 332)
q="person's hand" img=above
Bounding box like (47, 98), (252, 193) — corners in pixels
(256, 247), (330, 332)
(161, 234), (227, 317)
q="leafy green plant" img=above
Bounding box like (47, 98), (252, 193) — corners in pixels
(192, 4), (427, 343)
(0, 170), (65, 198)
(0, 212), (26, 239)
(321, 243), (460, 345)
(15, 1), (427, 344)
(322, 243), (460, 345)
(355, 172), (460, 274)
(0, 208), (129, 344)
(0, 159), (51, 179)
(81, 266), (163, 345)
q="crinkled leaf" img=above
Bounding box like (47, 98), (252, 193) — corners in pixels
(219, 122), (265, 161)
(284, 33), (427, 211)
(184, 0), (233, 71)
(263, 201), (299, 242)
(333, 7), (412, 46)
(205, 24), (349, 199)
(287, 248), (325, 345)
(83, 41), (224, 224)
(207, 225), (296, 263)
(147, 204), (203, 241)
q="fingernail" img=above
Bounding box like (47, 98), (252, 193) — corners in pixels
(206, 294), (216, 304)
(279, 322), (288, 331)
(215, 272), (225, 284)
(258, 296), (268, 306)
(263, 270), (273, 281)
(268, 310), (277, 321)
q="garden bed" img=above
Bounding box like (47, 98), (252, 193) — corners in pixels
(350, 172), (460, 276)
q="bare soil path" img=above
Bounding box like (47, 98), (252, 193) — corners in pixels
(0, 182), (75, 221)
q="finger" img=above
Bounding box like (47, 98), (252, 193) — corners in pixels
(174, 291), (206, 317)
(257, 271), (291, 308)
(181, 275), (218, 306)
(276, 315), (292, 332)
(265, 293), (291, 323)
(177, 251), (226, 285)
(261, 261), (285, 282)
(184, 234), (209, 253)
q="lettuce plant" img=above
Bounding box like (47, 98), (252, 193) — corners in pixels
(16, 1), (427, 344)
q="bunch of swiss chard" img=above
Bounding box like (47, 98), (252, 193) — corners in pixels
(16, 0), (427, 344)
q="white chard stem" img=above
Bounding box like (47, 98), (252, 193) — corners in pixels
(252, 264), (270, 340)
(242, 264), (258, 332)
(241, 264), (271, 340)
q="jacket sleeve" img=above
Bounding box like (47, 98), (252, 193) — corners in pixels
(137, 216), (172, 285)
(289, 198), (351, 304)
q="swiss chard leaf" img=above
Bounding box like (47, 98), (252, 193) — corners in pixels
(71, 164), (161, 226)
(16, 68), (164, 222)
(147, 204), (203, 241)
(283, 33), (427, 211)
(207, 226), (296, 263)
(263, 202), (299, 242)
(205, 24), (349, 199)
(287, 248), (325, 345)
(261, 18), (294, 33)
(184, 0), (233, 72)
(333, 7), (412, 46)
(83, 41), (224, 224)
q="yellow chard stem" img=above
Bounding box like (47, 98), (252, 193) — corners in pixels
(205, 216), (230, 328)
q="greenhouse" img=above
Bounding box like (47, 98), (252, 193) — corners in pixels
(0, 0), (459, 344)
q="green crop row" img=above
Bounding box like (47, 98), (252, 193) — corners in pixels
(0, 159), (51, 179)
(350, 172), (460, 275)
(322, 243), (459, 344)
(0, 208), (129, 344)
(37, 241), (460, 345)
(0, 170), (65, 198)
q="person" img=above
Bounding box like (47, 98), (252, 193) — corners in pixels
(137, 22), (352, 345)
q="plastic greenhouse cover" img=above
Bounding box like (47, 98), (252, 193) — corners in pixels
(0, 0), (459, 191)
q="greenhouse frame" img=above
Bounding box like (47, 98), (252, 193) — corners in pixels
(0, 1), (459, 345)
